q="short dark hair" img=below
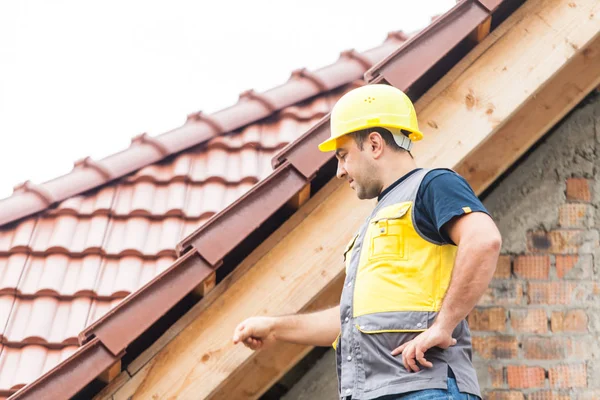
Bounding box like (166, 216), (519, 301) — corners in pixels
(349, 127), (413, 157)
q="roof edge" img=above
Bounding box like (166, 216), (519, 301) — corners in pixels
(0, 35), (406, 228)
(79, 250), (212, 355)
(177, 161), (308, 264)
(9, 338), (122, 400)
(365, 0), (499, 85)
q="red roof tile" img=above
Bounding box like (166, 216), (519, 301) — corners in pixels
(29, 215), (109, 255)
(50, 186), (116, 216)
(86, 299), (127, 326)
(0, 296), (15, 339)
(0, 345), (78, 396)
(94, 256), (174, 298)
(0, 256), (26, 294)
(0, 30), (410, 398)
(0, 220), (36, 255)
(3, 297), (90, 345)
(15, 255), (102, 297)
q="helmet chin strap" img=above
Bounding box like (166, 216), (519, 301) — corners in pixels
(392, 134), (413, 151)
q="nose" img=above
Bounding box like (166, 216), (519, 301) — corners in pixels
(336, 160), (347, 180)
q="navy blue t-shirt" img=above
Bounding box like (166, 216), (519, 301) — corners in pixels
(377, 168), (489, 245)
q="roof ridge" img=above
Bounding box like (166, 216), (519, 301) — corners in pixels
(0, 32), (407, 228)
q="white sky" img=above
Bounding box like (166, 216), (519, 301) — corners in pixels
(0, 0), (455, 200)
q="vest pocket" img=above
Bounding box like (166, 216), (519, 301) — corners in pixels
(368, 202), (411, 262)
(355, 311), (428, 333)
(354, 312), (434, 391)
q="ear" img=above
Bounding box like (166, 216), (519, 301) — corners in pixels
(367, 131), (385, 158)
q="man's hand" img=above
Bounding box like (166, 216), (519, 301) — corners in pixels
(232, 316), (276, 351)
(391, 324), (456, 372)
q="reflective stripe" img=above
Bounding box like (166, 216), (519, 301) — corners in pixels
(356, 325), (426, 334)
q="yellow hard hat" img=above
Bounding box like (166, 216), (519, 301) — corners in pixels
(318, 84), (423, 152)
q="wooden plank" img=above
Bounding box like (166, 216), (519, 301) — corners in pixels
(92, 370), (130, 400)
(210, 273), (345, 400)
(98, 360), (121, 384)
(456, 31), (600, 193)
(112, 0), (600, 398)
(286, 183), (311, 210)
(112, 363), (152, 400)
(469, 15), (492, 43)
(414, 0), (600, 181)
(193, 271), (216, 298)
(416, 5), (524, 111)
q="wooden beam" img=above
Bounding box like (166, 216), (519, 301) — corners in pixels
(469, 15), (492, 43)
(110, 0), (600, 398)
(413, 0), (600, 195)
(193, 271), (216, 298)
(112, 363), (152, 400)
(98, 360), (121, 384)
(456, 32), (600, 193)
(210, 273), (345, 400)
(286, 183), (311, 210)
(93, 370), (130, 400)
(416, 7), (523, 112)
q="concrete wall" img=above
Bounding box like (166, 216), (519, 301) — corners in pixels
(280, 93), (600, 400)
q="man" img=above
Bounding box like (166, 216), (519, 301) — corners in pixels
(233, 84), (501, 400)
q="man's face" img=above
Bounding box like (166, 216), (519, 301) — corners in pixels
(335, 135), (381, 200)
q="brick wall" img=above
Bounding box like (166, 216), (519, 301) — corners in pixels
(475, 94), (600, 399)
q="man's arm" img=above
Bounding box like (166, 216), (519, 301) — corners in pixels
(392, 212), (501, 372)
(233, 305), (340, 350)
(433, 212), (501, 332)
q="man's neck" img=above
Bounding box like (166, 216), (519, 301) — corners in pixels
(378, 159), (419, 194)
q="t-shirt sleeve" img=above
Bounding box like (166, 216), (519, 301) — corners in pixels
(415, 170), (490, 245)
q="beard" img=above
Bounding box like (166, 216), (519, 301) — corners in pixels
(352, 172), (381, 200)
(354, 183), (380, 199)
(349, 157), (382, 199)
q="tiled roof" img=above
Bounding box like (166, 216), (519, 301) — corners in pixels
(0, 32), (407, 398)
(0, 36), (404, 228)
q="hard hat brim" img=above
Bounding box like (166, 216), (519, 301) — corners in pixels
(318, 127), (423, 153)
(318, 137), (337, 152)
